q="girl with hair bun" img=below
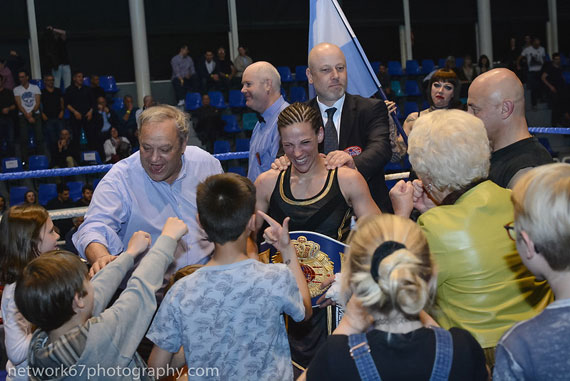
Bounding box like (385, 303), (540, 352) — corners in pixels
(303, 214), (487, 381)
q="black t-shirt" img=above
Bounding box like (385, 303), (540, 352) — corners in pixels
(307, 328), (487, 381)
(0, 88), (15, 113)
(41, 87), (63, 118)
(489, 137), (553, 188)
(542, 63), (564, 91)
(216, 58), (234, 76)
(65, 84), (94, 114)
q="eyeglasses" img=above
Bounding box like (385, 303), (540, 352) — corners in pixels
(504, 221), (516, 241)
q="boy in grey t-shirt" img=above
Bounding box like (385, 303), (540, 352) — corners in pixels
(147, 173), (312, 380)
(494, 163), (570, 380)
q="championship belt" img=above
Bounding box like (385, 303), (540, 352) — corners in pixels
(259, 231), (347, 307)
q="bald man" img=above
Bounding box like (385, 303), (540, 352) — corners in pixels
(306, 43), (391, 211)
(468, 68), (552, 188)
(242, 61), (289, 181)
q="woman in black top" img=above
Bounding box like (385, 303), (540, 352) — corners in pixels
(303, 214), (488, 381)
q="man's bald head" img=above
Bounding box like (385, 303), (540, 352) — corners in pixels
(467, 68), (529, 151)
(307, 43), (347, 106)
(241, 61), (281, 113)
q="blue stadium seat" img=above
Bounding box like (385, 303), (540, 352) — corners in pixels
(235, 138), (250, 152)
(404, 80), (421, 97)
(185, 92), (202, 111)
(9, 186), (28, 205)
(295, 65), (308, 82)
(391, 81), (404, 97)
(228, 90), (246, 108)
(39, 183), (58, 206)
(228, 166), (246, 176)
(563, 72), (570, 84)
(277, 66), (294, 83)
(208, 91), (227, 109)
(455, 57), (464, 68)
(438, 58), (446, 68)
(405, 60), (420, 75)
(404, 101), (419, 118)
(99, 75), (118, 93)
(2, 157), (23, 173)
(83, 76), (91, 86)
(387, 61), (403, 76)
(214, 140), (231, 154)
(242, 113), (257, 131)
(30, 79), (45, 90)
(421, 59), (435, 75)
(67, 181), (84, 202)
(81, 151), (102, 165)
(111, 97), (124, 112)
(222, 115), (241, 134)
(289, 86), (307, 103)
(28, 155), (49, 170)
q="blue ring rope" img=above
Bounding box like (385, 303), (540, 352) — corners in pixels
(0, 151), (249, 181)
(528, 127), (570, 135)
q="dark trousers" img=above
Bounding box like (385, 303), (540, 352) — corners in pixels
(18, 114), (44, 161)
(43, 118), (65, 147)
(172, 76), (198, 101)
(527, 71), (541, 106)
(0, 117), (15, 156)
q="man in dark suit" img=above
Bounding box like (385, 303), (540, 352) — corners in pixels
(196, 50), (221, 92)
(306, 43), (392, 211)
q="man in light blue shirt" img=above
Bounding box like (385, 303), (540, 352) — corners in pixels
(73, 105), (223, 287)
(242, 62), (289, 182)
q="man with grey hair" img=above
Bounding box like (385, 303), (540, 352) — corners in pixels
(73, 105), (223, 291)
(467, 68), (552, 189)
(241, 61), (289, 182)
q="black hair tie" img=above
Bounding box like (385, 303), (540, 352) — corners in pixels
(370, 241), (406, 282)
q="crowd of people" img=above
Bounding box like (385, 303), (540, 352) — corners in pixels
(0, 30), (569, 381)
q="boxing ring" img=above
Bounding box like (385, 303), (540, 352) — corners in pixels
(1, 127), (569, 221)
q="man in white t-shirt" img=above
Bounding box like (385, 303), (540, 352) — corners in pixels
(13, 70), (43, 161)
(521, 37), (546, 108)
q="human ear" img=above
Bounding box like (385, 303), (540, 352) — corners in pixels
(501, 100), (515, 119)
(520, 230), (537, 259)
(317, 127), (324, 143)
(72, 292), (85, 313)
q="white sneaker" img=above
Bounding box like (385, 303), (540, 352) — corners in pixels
(177, 99), (185, 107)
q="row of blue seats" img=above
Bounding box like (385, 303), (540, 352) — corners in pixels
(1, 151), (103, 173)
(8, 179), (101, 206)
(29, 75), (118, 93)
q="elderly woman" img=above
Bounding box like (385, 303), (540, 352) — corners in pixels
(402, 69), (462, 136)
(389, 109), (552, 366)
(303, 214), (487, 380)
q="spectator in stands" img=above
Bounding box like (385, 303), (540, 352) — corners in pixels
(171, 44), (198, 106)
(303, 214), (488, 380)
(467, 68), (553, 188)
(16, 220), (187, 380)
(457, 54), (475, 98)
(196, 50), (220, 92)
(42, 26), (71, 89)
(504, 37), (522, 77)
(135, 95), (156, 129)
(65, 71), (94, 150)
(51, 128), (79, 168)
(520, 37), (546, 109)
(216, 47), (236, 90)
(389, 109), (552, 368)
(46, 183), (75, 237)
(92, 96), (117, 155)
(0, 194), (6, 214)
(0, 73), (16, 157)
(41, 74), (64, 148)
(73, 105), (222, 292)
(75, 184), (93, 207)
(14, 70), (44, 161)
(377, 64), (392, 99)
(475, 55), (491, 76)
(103, 126), (131, 163)
(403, 69), (461, 136)
(24, 190), (37, 205)
(147, 173), (311, 380)
(541, 52), (570, 126)
(89, 74), (106, 100)
(0, 204), (60, 380)
(494, 163), (570, 379)
(0, 58), (15, 90)
(241, 61), (288, 182)
(117, 94), (138, 144)
(5, 50), (24, 86)
(233, 46), (252, 81)
(192, 93), (224, 152)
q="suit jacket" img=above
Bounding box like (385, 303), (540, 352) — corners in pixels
(196, 59), (219, 81)
(308, 93), (392, 212)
